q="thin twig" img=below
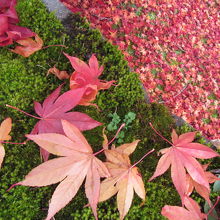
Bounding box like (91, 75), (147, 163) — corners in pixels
(173, 83), (189, 99)
(158, 83), (189, 104)
(42, 45), (68, 50)
(91, 13), (112, 21)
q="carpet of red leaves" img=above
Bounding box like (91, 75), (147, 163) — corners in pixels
(60, 0), (220, 140)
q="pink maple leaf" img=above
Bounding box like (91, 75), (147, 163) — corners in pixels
(149, 127), (219, 203)
(162, 196), (207, 220)
(11, 120), (110, 220)
(185, 163), (220, 205)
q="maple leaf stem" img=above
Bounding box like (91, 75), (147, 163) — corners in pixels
(93, 123), (125, 156)
(206, 196), (220, 218)
(115, 149), (155, 184)
(7, 183), (21, 191)
(0, 141), (26, 145)
(149, 122), (173, 146)
(42, 45), (68, 50)
(130, 148), (155, 169)
(93, 148), (104, 156)
(108, 123), (126, 146)
(6, 104), (41, 120)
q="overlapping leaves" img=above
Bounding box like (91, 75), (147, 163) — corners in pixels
(99, 140), (146, 220)
(149, 128), (219, 203)
(17, 120), (110, 220)
(32, 84), (101, 161)
(64, 53), (115, 106)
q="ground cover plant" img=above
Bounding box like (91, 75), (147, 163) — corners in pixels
(60, 0), (220, 141)
(0, 0), (219, 219)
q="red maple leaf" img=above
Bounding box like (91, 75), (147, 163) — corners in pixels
(32, 84), (101, 133)
(64, 53), (115, 106)
(0, 0), (35, 46)
(149, 127), (219, 203)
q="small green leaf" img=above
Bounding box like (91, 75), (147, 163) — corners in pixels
(175, 50), (184, 55)
(207, 93), (217, 100)
(136, 7), (142, 16)
(157, 85), (164, 91)
(202, 118), (211, 124)
(204, 201), (218, 220)
(201, 38), (208, 44)
(148, 11), (157, 20)
(151, 69), (158, 76)
(213, 175), (220, 192)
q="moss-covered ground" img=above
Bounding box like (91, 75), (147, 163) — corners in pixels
(0, 0), (219, 219)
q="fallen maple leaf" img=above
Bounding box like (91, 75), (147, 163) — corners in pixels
(7, 84), (101, 161)
(11, 120), (110, 220)
(161, 196), (207, 220)
(149, 125), (219, 203)
(47, 66), (70, 80)
(0, 118), (12, 168)
(10, 34), (43, 57)
(185, 163), (220, 205)
(64, 53), (115, 106)
(0, 0), (35, 47)
(99, 140), (147, 220)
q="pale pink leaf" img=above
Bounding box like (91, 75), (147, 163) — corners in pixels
(131, 167), (145, 200)
(19, 157), (75, 186)
(85, 159), (99, 220)
(176, 132), (197, 145)
(178, 143), (219, 159)
(26, 133), (85, 156)
(61, 120), (92, 153)
(0, 145), (5, 168)
(149, 149), (172, 181)
(171, 149), (187, 201)
(117, 175), (134, 220)
(46, 161), (89, 220)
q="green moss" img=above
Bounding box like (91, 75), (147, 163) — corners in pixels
(0, 0), (212, 219)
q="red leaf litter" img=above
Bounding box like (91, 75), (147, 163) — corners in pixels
(60, 0), (220, 140)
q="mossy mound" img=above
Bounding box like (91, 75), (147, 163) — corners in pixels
(0, 0), (218, 219)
